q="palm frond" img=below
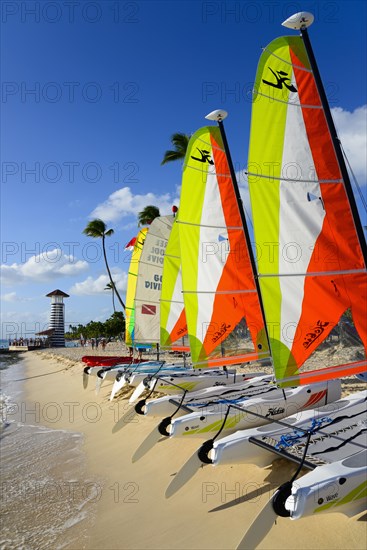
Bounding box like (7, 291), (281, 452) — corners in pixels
(83, 219), (107, 238)
(161, 132), (190, 165)
(138, 205), (160, 226)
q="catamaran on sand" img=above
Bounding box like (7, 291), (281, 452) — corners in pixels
(109, 11), (367, 546)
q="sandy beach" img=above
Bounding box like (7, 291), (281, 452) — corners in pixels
(5, 345), (366, 550)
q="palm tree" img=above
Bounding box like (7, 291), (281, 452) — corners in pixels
(104, 282), (116, 312)
(83, 219), (125, 311)
(161, 132), (190, 165)
(138, 205), (160, 226)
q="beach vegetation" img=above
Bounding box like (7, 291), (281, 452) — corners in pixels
(66, 311), (125, 341)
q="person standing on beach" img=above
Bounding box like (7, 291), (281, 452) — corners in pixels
(137, 348), (146, 361)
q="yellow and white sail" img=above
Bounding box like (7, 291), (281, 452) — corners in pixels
(124, 227), (148, 347)
(160, 216), (189, 352)
(247, 35), (367, 385)
(178, 126), (270, 368)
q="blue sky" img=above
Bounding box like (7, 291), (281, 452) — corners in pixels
(1, 0), (366, 339)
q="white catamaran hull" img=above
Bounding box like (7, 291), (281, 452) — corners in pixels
(125, 366), (194, 386)
(96, 362), (190, 395)
(127, 367), (241, 391)
(110, 367), (245, 401)
(83, 361), (141, 390)
(142, 375), (273, 418)
(285, 449), (367, 519)
(99, 362), (188, 382)
(169, 380), (341, 438)
(88, 360), (188, 383)
(145, 369), (267, 396)
(212, 390), (365, 467)
(85, 362), (135, 377)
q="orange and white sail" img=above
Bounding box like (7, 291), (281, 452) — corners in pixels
(160, 216), (189, 352)
(177, 126), (270, 368)
(247, 35), (367, 385)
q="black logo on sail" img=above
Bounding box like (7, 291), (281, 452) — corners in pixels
(262, 67), (297, 92)
(303, 320), (330, 349)
(212, 323), (231, 343)
(191, 148), (214, 165)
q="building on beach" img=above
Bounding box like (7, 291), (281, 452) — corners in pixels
(45, 289), (70, 347)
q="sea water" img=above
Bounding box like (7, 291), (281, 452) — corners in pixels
(0, 353), (99, 549)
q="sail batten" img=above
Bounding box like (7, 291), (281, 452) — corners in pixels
(260, 269), (367, 278)
(177, 220), (243, 230)
(247, 172), (343, 184)
(183, 289), (258, 295)
(262, 47), (313, 71)
(255, 92), (323, 108)
(279, 360), (367, 386)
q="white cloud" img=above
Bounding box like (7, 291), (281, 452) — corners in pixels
(1, 249), (88, 285)
(1, 310), (51, 339)
(0, 292), (32, 302)
(90, 186), (180, 223)
(331, 105), (367, 184)
(237, 105), (367, 226)
(69, 268), (128, 296)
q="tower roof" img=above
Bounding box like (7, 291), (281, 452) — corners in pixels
(46, 289), (70, 298)
(36, 328), (55, 336)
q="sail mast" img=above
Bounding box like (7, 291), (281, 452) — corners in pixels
(283, 12), (367, 266)
(205, 109), (271, 356)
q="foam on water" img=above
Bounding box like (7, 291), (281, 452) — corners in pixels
(0, 354), (100, 549)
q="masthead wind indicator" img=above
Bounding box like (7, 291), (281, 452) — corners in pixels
(282, 11), (314, 29)
(205, 109), (228, 122)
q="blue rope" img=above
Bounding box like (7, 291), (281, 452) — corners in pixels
(190, 397), (248, 408)
(275, 416), (332, 450)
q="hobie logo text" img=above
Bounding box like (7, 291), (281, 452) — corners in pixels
(262, 67), (297, 93)
(303, 320), (330, 349)
(191, 148), (214, 165)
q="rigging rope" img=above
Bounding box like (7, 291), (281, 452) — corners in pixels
(340, 141), (367, 214)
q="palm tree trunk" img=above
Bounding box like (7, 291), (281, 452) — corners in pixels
(112, 288), (116, 312)
(102, 236), (126, 311)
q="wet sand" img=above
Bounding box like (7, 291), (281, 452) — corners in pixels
(14, 346), (367, 549)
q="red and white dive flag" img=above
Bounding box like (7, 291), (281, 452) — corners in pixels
(142, 304), (156, 315)
(124, 236), (137, 251)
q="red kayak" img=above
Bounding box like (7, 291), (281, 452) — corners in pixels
(81, 355), (146, 367)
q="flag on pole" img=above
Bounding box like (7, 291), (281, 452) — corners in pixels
(124, 236), (136, 251)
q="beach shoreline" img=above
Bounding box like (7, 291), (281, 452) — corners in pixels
(10, 347), (367, 549)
